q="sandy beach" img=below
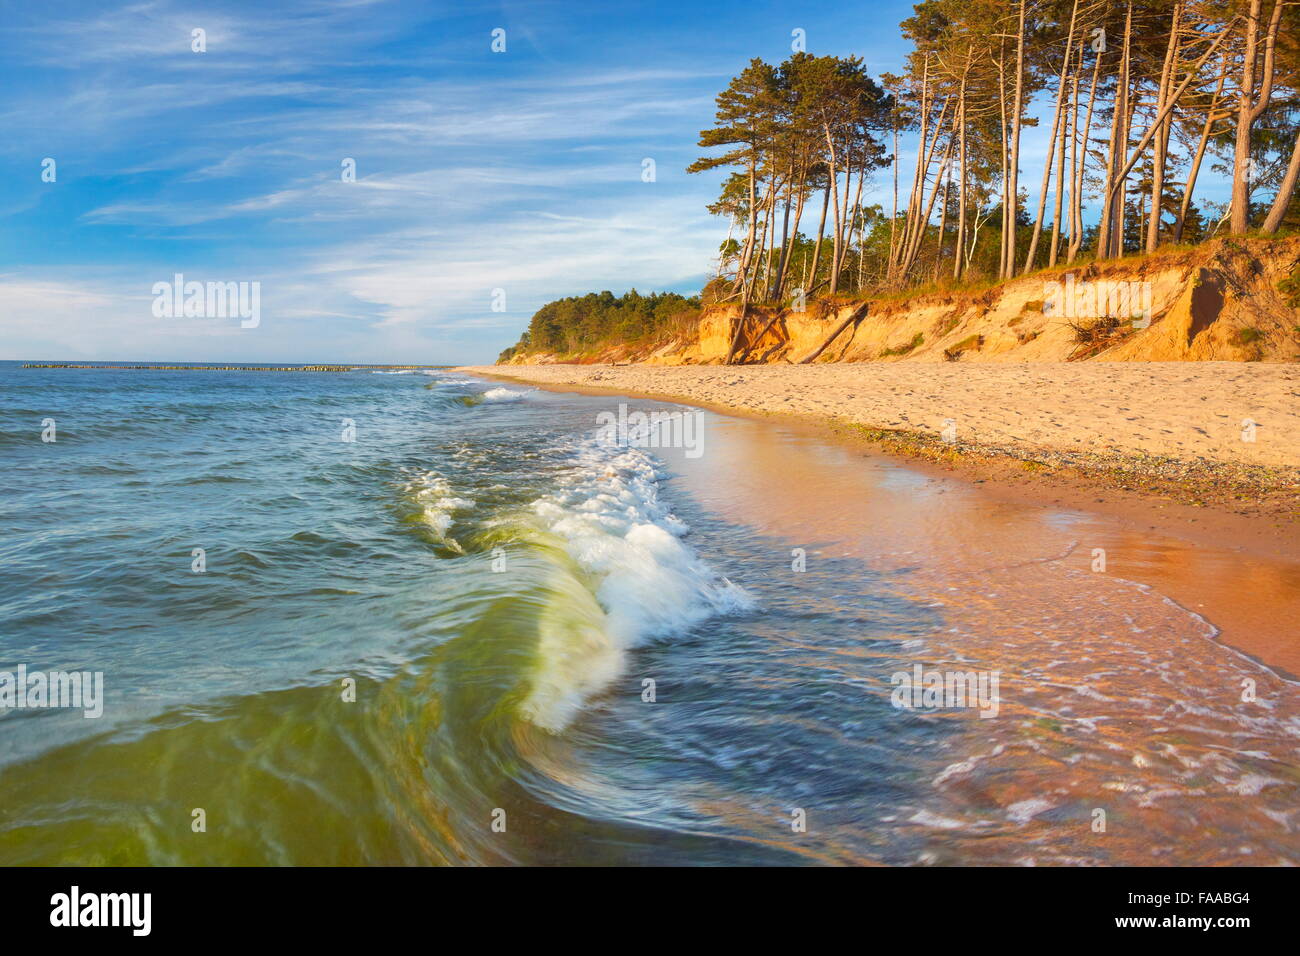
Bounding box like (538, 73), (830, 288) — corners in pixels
(462, 360), (1300, 560)
(465, 361), (1300, 468)
(460, 361), (1300, 681)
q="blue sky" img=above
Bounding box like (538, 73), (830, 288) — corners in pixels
(0, 0), (1239, 364)
(0, 0), (919, 363)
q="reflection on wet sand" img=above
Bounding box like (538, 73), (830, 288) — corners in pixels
(675, 412), (1300, 676)
(663, 410), (1300, 864)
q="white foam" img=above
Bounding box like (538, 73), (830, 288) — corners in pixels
(482, 387), (528, 403)
(404, 473), (473, 550)
(1225, 773), (1283, 796)
(909, 809), (967, 830)
(1006, 798), (1055, 824)
(422, 372), (477, 385)
(520, 439), (754, 731)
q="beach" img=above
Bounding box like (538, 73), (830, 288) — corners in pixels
(11, 0), (1300, 903)
(3, 362), (1299, 865)
(462, 359), (1300, 678)
(464, 361), (1300, 552)
(461, 362), (1300, 469)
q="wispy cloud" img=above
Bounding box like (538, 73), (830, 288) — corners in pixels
(0, 0), (918, 361)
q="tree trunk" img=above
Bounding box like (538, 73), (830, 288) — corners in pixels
(889, 94), (900, 275)
(1004, 0), (1027, 278)
(1115, 76), (1135, 255)
(1024, 0), (1079, 274)
(840, 159), (865, 288)
(1174, 54), (1229, 242)
(900, 95), (953, 280)
(800, 302), (870, 363)
(1069, 45), (1102, 263)
(734, 155), (758, 293)
(824, 121), (844, 294)
(775, 161), (809, 299)
(899, 135), (955, 278)
(894, 56), (932, 283)
(809, 180), (831, 292)
(1051, 40), (1080, 268)
(743, 180), (775, 304)
(934, 167), (951, 281)
(996, 37), (1011, 277)
(759, 185), (778, 299)
(1099, 3), (1133, 260)
(1262, 127), (1300, 233)
(832, 145), (857, 291)
(1145, 2), (1183, 253)
(953, 76), (968, 280)
(1230, 0), (1283, 234)
(717, 215), (735, 278)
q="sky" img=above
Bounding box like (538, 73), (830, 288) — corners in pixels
(0, 0), (922, 364)
(0, 0), (1239, 365)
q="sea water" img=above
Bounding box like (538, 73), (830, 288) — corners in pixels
(0, 362), (1296, 865)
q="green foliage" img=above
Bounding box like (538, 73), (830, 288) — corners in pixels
(880, 332), (924, 356)
(1278, 264), (1300, 309)
(502, 290), (700, 360)
(943, 333), (984, 360)
(935, 315), (960, 336)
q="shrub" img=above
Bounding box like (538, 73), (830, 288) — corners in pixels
(943, 334), (984, 360)
(880, 332), (924, 357)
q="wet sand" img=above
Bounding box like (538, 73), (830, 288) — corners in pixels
(464, 363), (1300, 560)
(647, 404), (1300, 863)
(462, 364), (1300, 680)
(675, 409), (1300, 679)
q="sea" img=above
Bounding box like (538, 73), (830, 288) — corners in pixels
(1, 361), (1296, 865)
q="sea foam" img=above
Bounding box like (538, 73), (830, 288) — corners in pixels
(520, 438), (753, 731)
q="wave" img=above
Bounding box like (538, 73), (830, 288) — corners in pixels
(395, 432), (754, 733)
(0, 391), (758, 863)
(516, 439), (754, 731)
(420, 370), (473, 380)
(421, 384), (532, 407)
(400, 471), (474, 552)
(419, 371), (477, 384)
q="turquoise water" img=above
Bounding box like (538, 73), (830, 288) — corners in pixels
(0, 363), (946, 864)
(3, 362), (1298, 866)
